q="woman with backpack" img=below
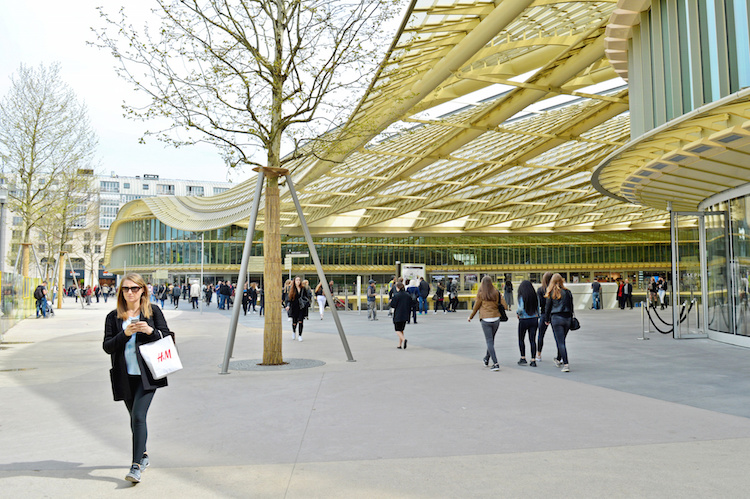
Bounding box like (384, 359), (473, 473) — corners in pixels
(516, 280), (539, 367)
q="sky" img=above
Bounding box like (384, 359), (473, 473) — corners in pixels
(0, 1), (251, 183)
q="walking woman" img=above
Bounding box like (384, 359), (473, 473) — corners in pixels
(648, 277), (659, 309)
(285, 276), (308, 341)
(503, 279), (514, 308)
(544, 273), (574, 373)
(468, 276), (507, 371)
(302, 280), (312, 320)
(314, 282), (327, 320)
(249, 282), (258, 313)
(241, 283), (250, 315)
(516, 280), (538, 367)
(535, 272), (553, 362)
(433, 281), (446, 313)
(389, 281), (412, 349)
(103, 273), (175, 484)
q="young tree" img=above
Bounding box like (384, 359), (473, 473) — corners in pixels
(94, 0), (398, 364)
(0, 63), (98, 277)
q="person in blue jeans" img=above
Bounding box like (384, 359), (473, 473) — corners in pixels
(417, 277), (430, 314)
(35, 281), (48, 318)
(516, 280), (538, 367)
(468, 276), (508, 371)
(544, 273), (574, 373)
(591, 280), (601, 310)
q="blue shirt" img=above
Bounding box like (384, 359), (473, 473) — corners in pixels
(516, 296), (539, 319)
(123, 316), (141, 375)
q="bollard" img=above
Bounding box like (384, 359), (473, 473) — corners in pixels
(695, 298), (700, 330)
(638, 301), (650, 340)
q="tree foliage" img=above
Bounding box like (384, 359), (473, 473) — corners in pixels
(0, 63), (98, 272)
(93, 0), (399, 169)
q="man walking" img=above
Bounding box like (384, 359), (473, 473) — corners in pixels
(367, 279), (378, 321)
(624, 279), (633, 309)
(418, 277), (430, 315)
(190, 280), (201, 309)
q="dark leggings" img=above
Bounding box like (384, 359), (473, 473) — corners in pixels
(537, 318), (548, 354)
(125, 376), (155, 464)
(293, 319), (304, 336)
(551, 315), (571, 364)
(518, 317), (538, 358)
(434, 299), (445, 312)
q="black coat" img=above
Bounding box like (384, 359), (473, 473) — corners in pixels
(103, 305), (174, 401)
(389, 290), (413, 322)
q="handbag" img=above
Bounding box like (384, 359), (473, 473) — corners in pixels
(139, 330), (182, 380)
(570, 315), (581, 330)
(497, 298), (509, 322)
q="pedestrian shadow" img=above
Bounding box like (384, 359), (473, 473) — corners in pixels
(0, 460), (128, 488)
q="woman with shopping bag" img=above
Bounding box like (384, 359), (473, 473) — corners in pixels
(103, 273), (176, 485)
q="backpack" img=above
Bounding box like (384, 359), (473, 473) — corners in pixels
(34, 286), (44, 300)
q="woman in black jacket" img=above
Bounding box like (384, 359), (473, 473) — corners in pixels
(389, 280), (411, 349)
(285, 276), (309, 341)
(544, 273), (573, 373)
(103, 273), (174, 484)
(535, 271), (553, 363)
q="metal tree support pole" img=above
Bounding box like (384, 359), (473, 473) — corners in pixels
(285, 174), (354, 361)
(221, 171), (265, 374)
(200, 232), (204, 315)
(57, 252), (66, 309)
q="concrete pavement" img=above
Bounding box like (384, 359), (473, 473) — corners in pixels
(2, 298), (750, 498)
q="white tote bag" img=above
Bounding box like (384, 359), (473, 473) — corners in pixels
(139, 330), (182, 380)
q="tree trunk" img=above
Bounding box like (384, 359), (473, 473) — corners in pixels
(21, 243), (31, 278)
(262, 174), (283, 365)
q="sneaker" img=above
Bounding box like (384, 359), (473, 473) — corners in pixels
(562, 365), (570, 372)
(139, 453), (149, 470)
(483, 358), (489, 368)
(292, 333), (297, 340)
(530, 361), (537, 367)
(443, 310), (447, 314)
(554, 359), (562, 368)
(517, 358), (527, 366)
(298, 335), (303, 342)
(535, 356), (541, 362)
(491, 364), (500, 371)
(125, 463), (141, 483)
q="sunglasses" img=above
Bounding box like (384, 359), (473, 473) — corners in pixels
(122, 286), (143, 293)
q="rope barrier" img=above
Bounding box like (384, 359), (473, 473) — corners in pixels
(643, 300), (694, 334)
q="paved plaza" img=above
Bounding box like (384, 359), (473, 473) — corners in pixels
(2, 298), (750, 498)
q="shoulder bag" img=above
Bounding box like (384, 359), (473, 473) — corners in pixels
(497, 298), (509, 322)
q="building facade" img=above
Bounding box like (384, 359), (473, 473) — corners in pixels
(595, 0), (750, 345)
(2, 172), (234, 288)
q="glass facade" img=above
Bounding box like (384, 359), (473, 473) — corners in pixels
(705, 189), (750, 337)
(108, 218), (673, 281)
(630, 0), (750, 137)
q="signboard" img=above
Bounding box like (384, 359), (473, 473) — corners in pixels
(401, 263), (425, 282)
(284, 256), (292, 270)
(153, 269), (168, 280)
(287, 251), (309, 258)
(248, 256), (264, 272)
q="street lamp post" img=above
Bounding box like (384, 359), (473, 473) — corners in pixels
(0, 184), (7, 275)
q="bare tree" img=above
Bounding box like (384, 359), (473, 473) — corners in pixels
(94, 0), (398, 364)
(0, 63), (98, 277)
